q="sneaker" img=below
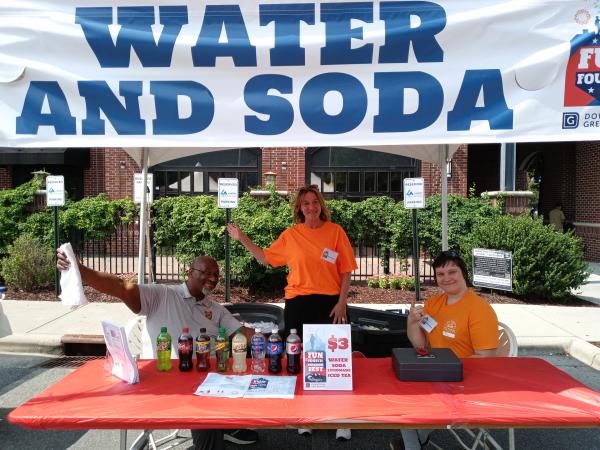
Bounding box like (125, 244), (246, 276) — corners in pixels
(335, 428), (351, 441)
(298, 428), (312, 436)
(223, 429), (259, 445)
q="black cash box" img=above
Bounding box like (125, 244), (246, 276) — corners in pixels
(391, 347), (463, 382)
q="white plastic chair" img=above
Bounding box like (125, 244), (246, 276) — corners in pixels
(124, 316), (187, 450)
(433, 321), (518, 450)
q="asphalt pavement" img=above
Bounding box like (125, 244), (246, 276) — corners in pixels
(0, 263), (599, 449)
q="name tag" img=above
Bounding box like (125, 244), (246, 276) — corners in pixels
(442, 330), (456, 339)
(419, 315), (437, 333)
(320, 248), (338, 264)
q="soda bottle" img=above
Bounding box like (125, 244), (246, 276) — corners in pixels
(156, 326), (172, 372)
(268, 327), (283, 374)
(250, 328), (266, 374)
(178, 327), (193, 372)
(215, 327), (229, 372)
(232, 331), (248, 373)
(195, 327), (211, 372)
(286, 328), (302, 374)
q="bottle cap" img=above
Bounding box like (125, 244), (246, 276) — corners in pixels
(219, 327), (226, 334)
(160, 326), (167, 333)
(200, 327), (206, 333)
(290, 329), (297, 334)
(182, 327), (189, 333)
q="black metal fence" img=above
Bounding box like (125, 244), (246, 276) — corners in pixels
(79, 222), (435, 284)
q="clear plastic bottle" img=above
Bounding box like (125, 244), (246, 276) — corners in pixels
(250, 327), (266, 374)
(268, 327), (283, 374)
(232, 331), (248, 373)
(286, 328), (302, 374)
(156, 326), (172, 372)
(215, 327), (229, 372)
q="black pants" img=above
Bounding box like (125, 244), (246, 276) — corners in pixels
(191, 429), (224, 450)
(284, 293), (339, 341)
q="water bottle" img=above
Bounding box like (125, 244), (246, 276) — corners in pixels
(250, 328), (266, 374)
(195, 327), (211, 372)
(232, 331), (248, 373)
(215, 327), (229, 372)
(156, 327), (172, 372)
(268, 327), (283, 374)
(177, 327), (193, 372)
(286, 328), (302, 374)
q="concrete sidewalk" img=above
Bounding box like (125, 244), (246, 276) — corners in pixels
(1, 263), (600, 369)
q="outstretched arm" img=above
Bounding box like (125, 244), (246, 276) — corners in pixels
(226, 224), (268, 265)
(57, 249), (141, 314)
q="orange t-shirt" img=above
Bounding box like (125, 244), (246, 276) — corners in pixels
(263, 221), (358, 299)
(423, 289), (498, 358)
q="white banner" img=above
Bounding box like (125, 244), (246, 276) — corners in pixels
(0, 0), (598, 147)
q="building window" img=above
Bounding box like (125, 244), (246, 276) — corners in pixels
(152, 148), (260, 197)
(307, 147), (419, 200)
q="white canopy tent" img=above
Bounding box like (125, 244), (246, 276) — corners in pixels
(125, 145), (458, 283)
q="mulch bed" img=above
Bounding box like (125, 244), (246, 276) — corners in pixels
(4, 283), (596, 307)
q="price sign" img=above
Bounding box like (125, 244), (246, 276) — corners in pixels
(303, 324), (352, 391)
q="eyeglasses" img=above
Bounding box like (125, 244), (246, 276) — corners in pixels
(189, 267), (219, 278)
(441, 249), (460, 258)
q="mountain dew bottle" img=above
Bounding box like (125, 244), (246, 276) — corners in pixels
(157, 327), (172, 371)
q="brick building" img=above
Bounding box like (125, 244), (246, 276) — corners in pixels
(0, 143), (598, 261)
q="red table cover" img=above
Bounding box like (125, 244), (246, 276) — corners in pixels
(8, 357), (600, 430)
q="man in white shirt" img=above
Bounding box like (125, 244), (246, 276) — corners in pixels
(57, 252), (258, 450)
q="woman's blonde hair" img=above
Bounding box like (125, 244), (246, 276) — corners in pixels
(292, 184), (331, 224)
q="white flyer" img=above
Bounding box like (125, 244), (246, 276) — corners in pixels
(194, 373), (252, 398)
(244, 375), (297, 399)
(101, 321), (139, 384)
(194, 374), (296, 399)
(303, 324), (353, 391)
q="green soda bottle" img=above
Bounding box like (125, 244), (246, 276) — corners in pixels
(215, 327), (229, 372)
(156, 326), (172, 371)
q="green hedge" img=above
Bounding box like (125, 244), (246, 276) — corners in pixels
(0, 180), (591, 301)
(461, 214), (589, 299)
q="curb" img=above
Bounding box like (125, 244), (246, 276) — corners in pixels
(565, 338), (600, 370)
(0, 334), (63, 355)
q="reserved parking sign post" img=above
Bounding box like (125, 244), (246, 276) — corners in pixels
(404, 178), (425, 301)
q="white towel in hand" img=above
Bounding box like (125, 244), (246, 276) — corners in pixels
(58, 243), (88, 308)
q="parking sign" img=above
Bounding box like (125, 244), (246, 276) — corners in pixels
(403, 178), (425, 209)
(46, 176), (65, 207)
(218, 178), (239, 208)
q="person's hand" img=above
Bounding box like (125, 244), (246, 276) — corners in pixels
(56, 249), (70, 271)
(226, 223), (243, 241)
(407, 297), (425, 326)
(329, 301), (348, 324)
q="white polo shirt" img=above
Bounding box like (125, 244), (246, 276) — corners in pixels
(139, 283), (241, 359)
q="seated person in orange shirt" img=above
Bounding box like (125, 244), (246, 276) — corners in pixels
(391, 250), (499, 450)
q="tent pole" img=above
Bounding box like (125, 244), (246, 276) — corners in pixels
(137, 148), (149, 285)
(441, 145), (449, 251)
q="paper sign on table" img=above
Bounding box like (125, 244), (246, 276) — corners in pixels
(101, 321), (139, 384)
(303, 324), (352, 390)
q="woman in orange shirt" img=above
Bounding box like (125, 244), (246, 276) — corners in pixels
(227, 184), (357, 338)
(392, 250), (499, 450)
(228, 184), (358, 442)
